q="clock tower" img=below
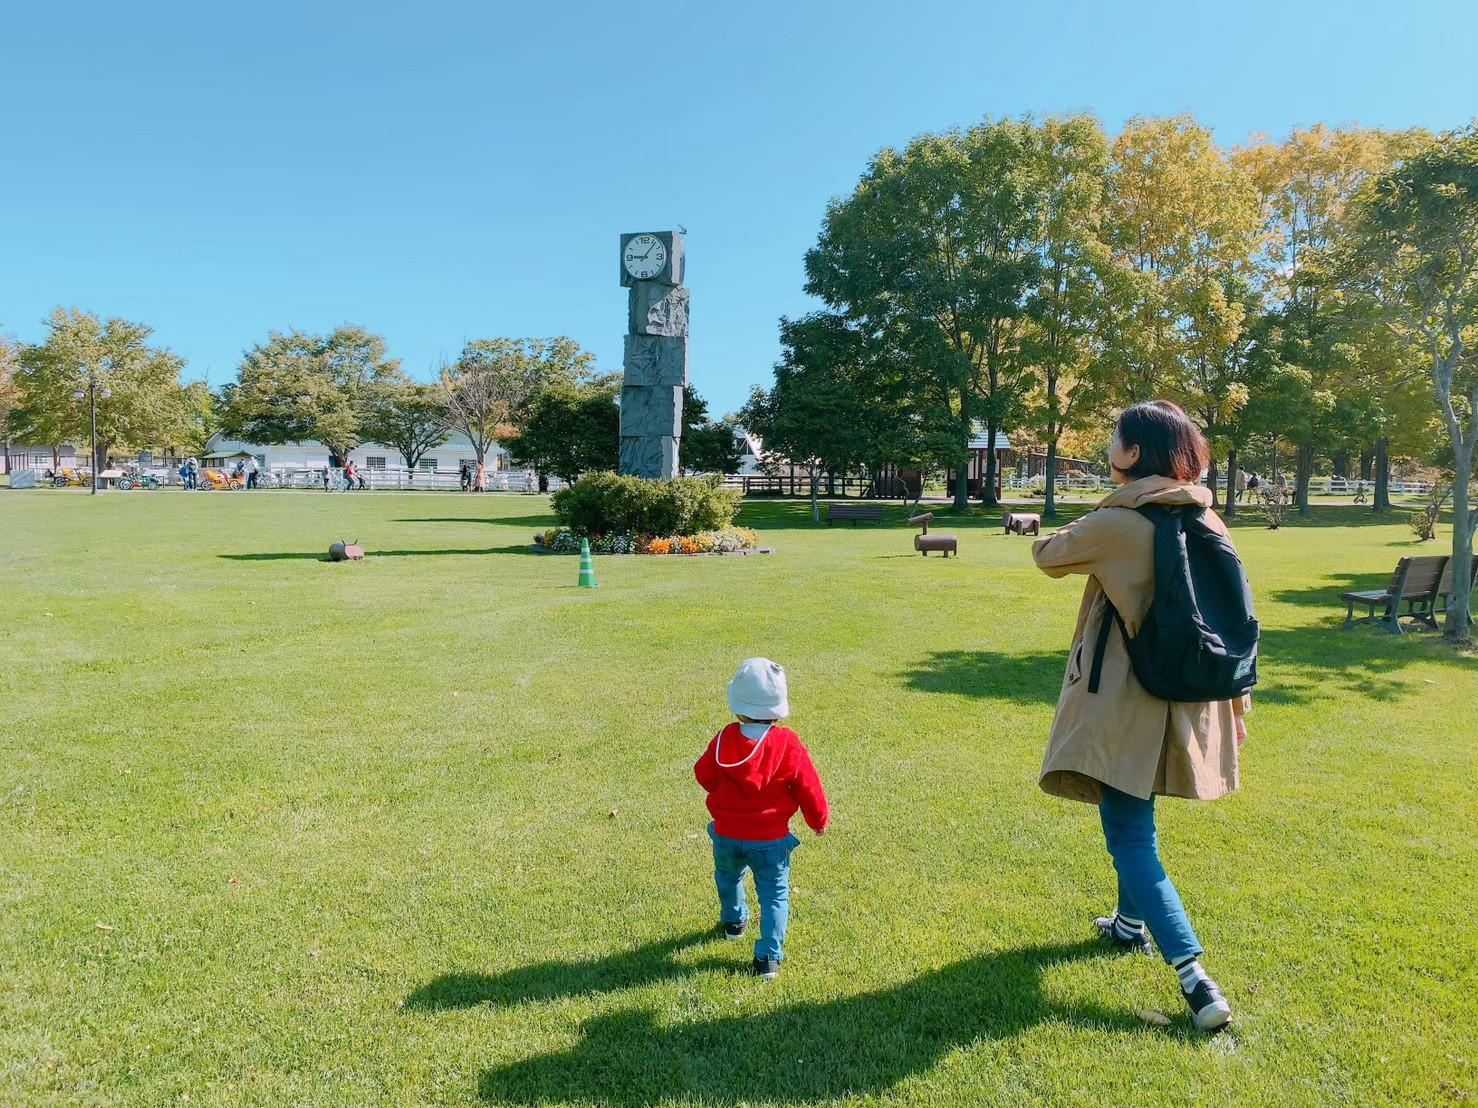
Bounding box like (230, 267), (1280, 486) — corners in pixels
(618, 230), (687, 480)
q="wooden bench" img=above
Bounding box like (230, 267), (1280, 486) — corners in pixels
(908, 512), (957, 557)
(1004, 510), (1041, 536)
(826, 503), (885, 526)
(1340, 555), (1448, 633)
(1422, 553), (1478, 623)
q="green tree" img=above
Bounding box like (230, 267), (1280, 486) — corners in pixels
(741, 313), (910, 520)
(222, 325), (400, 462)
(363, 380), (448, 482)
(0, 332), (20, 457)
(1235, 124), (1420, 514)
(175, 380), (218, 456)
(1103, 115), (1263, 421)
(439, 337), (592, 479)
(15, 308), (193, 470)
(1020, 115), (1118, 518)
(1340, 124), (1478, 642)
(504, 375), (620, 484)
(678, 385), (743, 475)
(805, 118), (1050, 509)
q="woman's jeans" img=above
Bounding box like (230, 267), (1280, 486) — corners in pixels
(1098, 785), (1203, 966)
(708, 822), (801, 960)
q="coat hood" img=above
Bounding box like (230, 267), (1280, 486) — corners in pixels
(1097, 475), (1213, 511)
(713, 723), (791, 794)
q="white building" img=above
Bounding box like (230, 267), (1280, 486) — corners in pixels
(201, 431), (510, 481)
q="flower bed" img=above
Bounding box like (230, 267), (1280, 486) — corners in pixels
(534, 526), (759, 556)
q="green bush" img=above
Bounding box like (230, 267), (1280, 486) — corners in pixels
(550, 472), (741, 537)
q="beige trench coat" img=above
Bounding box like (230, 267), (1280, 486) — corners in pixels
(1031, 476), (1248, 805)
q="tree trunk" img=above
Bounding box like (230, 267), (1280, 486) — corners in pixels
(1445, 446), (1474, 642)
(1043, 438), (1059, 519)
(1295, 442), (1313, 517)
(1224, 446), (1239, 519)
(1207, 453), (1220, 510)
(1332, 450), (1349, 479)
(810, 472), (820, 523)
(1358, 449), (1373, 481)
(980, 419), (1000, 509)
(952, 462), (969, 512)
(1373, 437), (1390, 512)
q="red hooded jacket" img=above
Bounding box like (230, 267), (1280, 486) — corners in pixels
(694, 723), (829, 841)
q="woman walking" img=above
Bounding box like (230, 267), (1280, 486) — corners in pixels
(1031, 400), (1250, 1032)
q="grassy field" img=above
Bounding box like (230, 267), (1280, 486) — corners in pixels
(2, 489), (1475, 1107)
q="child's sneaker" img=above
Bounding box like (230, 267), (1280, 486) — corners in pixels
(1093, 914), (1152, 956)
(751, 956), (780, 979)
(1181, 977), (1232, 1032)
(721, 919), (747, 940)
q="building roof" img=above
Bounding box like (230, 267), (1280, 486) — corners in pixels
(967, 423), (1013, 451)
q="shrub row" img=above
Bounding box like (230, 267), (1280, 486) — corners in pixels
(535, 526), (758, 555)
(550, 472), (741, 538)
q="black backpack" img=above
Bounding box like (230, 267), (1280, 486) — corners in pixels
(1088, 504), (1258, 702)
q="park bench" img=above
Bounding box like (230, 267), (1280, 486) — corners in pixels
(1340, 555), (1448, 633)
(908, 512), (957, 557)
(1003, 510), (1041, 536)
(1423, 553), (1478, 623)
(826, 503), (884, 526)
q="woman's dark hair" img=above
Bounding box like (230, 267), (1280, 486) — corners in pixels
(1114, 400), (1209, 482)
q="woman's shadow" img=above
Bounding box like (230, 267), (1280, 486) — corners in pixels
(404, 935), (1169, 1104)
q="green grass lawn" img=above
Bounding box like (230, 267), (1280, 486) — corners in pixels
(2, 490), (1475, 1107)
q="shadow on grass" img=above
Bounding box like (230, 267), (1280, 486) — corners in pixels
(472, 939), (1159, 1105)
(218, 546), (540, 561)
(1221, 505), (1420, 531)
(735, 500), (1092, 533)
(392, 515), (556, 528)
(404, 931), (729, 1011)
(901, 650), (1064, 703)
(900, 625), (1470, 711)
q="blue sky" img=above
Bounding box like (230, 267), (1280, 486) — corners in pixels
(2, 0), (1473, 415)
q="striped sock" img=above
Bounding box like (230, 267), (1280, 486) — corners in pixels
(1111, 913), (1145, 942)
(1175, 956), (1210, 992)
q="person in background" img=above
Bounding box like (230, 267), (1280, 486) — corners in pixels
(459, 460), (472, 492)
(245, 454), (260, 490)
(1234, 469), (1247, 504)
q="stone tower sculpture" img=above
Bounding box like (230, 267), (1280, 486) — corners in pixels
(618, 230), (687, 480)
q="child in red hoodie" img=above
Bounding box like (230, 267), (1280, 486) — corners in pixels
(694, 657), (829, 979)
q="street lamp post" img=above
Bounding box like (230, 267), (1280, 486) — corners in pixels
(71, 380), (111, 495)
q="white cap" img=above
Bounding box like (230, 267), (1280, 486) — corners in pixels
(726, 657), (789, 720)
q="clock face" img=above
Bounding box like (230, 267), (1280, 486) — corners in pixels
(623, 234), (667, 280)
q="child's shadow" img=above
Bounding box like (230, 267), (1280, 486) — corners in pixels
(472, 938), (1180, 1104)
(402, 929), (734, 1011)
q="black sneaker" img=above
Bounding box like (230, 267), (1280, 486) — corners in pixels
(1182, 977), (1232, 1032)
(1093, 914), (1152, 956)
(721, 919), (747, 940)
(751, 956), (781, 979)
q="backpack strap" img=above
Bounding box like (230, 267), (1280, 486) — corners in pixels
(1087, 595), (1118, 694)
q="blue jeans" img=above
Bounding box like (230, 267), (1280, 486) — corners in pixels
(708, 822), (800, 960)
(1098, 785), (1203, 966)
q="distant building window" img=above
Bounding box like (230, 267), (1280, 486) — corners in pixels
(419, 458), (438, 472)
(365, 456), (387, 470)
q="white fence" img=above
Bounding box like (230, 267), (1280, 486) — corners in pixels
(1001, 473), (1434, 497)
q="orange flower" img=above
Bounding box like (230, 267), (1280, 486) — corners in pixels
(649, 538), (671, 555)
